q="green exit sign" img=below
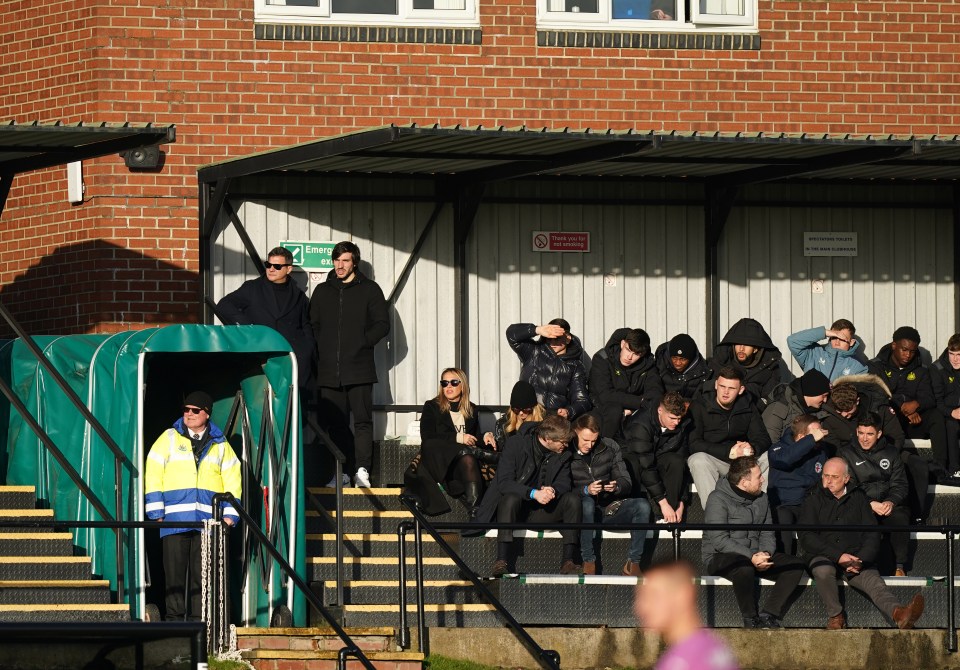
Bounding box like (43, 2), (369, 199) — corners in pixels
(280, 241), (336, 269)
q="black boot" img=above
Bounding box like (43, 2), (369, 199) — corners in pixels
(461, 481), (482, 518)
(459, 446), (500, 465)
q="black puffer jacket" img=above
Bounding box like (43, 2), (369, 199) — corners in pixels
(309, 269), (390, 387)
(869, 343), (937, 411)
(507, 323), (591, 418)
(819, 374), (904, 452)
(589, 328), (663, 414)
(710, 318), (788, 402)
(798, 484), (880, 564)
(621, 405), (692, 501)
(838, 440), (908, 506)
(933, 349), (960, 418)
(688, 391), (771, 462)
(570, 437), (632, 507)
(654, 340), (711, 401)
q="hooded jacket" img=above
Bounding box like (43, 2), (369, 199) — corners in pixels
(933, 349), (960, 418)
(507, 323), (591, 418)
(710, 318), (787, 402)
(786, 326), (869, 382)
(819, 374), (904, 452)
(761, 378), (825, 444)
(701, 477), (775, 566)
(767, 427), (829, 508)
(798, 484), (879, 564)
(570, 437), (632, 507)
(589, 328), (664, 414)
(869, 343), (937, 412)
(309, 269), (390, 388)
(689, 391), (771, 462)
(838, 439), (908, 506)
(654, 341), (712, 401)
(621, 405), (692, 501)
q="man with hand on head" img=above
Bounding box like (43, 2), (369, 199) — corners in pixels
(787, 319), (868, 382)
(507, 319), (591, 420)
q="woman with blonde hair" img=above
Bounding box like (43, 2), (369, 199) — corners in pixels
(484, 381), (546, 451)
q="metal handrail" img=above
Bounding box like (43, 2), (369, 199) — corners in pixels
(306, 413), (347, 615)
(213, 492), (376, 670)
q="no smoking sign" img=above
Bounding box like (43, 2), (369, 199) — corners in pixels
(530, 231), (590, 253)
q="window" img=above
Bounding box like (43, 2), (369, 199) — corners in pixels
(538, 0), (756, 31)
(255, 0), (478, 25)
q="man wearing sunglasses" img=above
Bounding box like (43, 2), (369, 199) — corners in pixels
(144, 391), (242, 621)
(217, 246), (315, 388)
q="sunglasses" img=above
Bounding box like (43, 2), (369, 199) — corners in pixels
(439, 379), (462, 388)
(264, 262), (291, 270)
(512, 407), (533, 414)
(183, 406), (206, 415)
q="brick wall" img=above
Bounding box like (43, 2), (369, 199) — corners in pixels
(0, 0), (958, 333)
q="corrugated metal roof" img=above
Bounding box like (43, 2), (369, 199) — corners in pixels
(198, 124), (960, 185)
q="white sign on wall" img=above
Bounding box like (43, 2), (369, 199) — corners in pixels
(803, 232), (858, 257)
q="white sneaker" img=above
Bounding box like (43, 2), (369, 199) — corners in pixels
(354, 467), (371, 488)
(324, 474), (351, 488)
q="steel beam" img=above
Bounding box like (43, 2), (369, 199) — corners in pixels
(453, 184), (486, 369)
(387, 200), (447, 305)
(704, 184), (739, 352)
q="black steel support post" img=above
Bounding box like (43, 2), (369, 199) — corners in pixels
(949, 530), (957, 653)
(452, 183), (486, 370)
(953, 184), (960, 335)
(414, 515), (428, 657)
(672, 526), (681, 561)
(198, 178), (231, 324)
(0, 172), (13, 221)
(397, 520), (414, 650)
(387, 199), (447, 305)
(703, 184), (738, 351)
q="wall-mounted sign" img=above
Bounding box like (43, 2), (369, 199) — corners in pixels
(803, 232), (858, 257)
(280, 241), (336, 268)
(531, 231), (591, 253)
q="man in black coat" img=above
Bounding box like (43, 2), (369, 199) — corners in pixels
(933, 333), (960, 478)
(655, 333), (711, 403)
(589, 327), (664, 437)
(709, 318), (788, 403)
(309, 241), (390, 488)
(217, 246), (315, 388)
(475, 415), (581, 576)
(799, 457), (924, 630)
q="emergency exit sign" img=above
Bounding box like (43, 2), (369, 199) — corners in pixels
(531, 231), (591, 253)
(280, 241), (336, 269)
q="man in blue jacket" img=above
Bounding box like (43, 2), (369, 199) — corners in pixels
(787, 319), (868, 382)
(767, 414), (831, 554)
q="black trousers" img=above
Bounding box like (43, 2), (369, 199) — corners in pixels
(945, 418), (960, 473)
(877, 504), (911, 567)
(899, 450), (931, 521)
(595, 404), (628, 440)
(318, 384), (374, 473)
(162, 531), (202, 621)
(623, 450), (688, 512)
(707, 551), (806, 620)
(496, 491), (581, 547)
(774, 504), (802, 556)
(901, 408), (949, 473)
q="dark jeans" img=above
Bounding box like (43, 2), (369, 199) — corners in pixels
(496, 491), (581, 552)
(876, 504), (911, 566)
(318, 384), (374, 473)
(580, 496), (651, 563)
(774, 504), (801, 556)
(162, 531), (202, 621)
(707, 551), (806, 620)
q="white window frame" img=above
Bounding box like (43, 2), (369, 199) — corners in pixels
(254, 0), (479, 26)
(536, 0), (757, 32)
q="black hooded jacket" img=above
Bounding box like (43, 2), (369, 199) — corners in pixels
(933, 349), (960, 418)
(869, 343), (937, 412)
(507, 323), (591, 418)
(654, 341), (711, 401)
(589, 328), (664, 414)
(621, 405), (692, 501)
(309, 269), (390, 387)
(688, 390), (771, 462)
(710, 318), (787, 402)
(761, 378), (824, 444)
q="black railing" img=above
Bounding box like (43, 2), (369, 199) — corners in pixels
(307, 413), (348, 616)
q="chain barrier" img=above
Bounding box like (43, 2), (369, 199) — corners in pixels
(200, 519), (213, 654)
(216, 520), (227, 654)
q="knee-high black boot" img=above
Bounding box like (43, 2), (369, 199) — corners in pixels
(461, 481), (482, 518)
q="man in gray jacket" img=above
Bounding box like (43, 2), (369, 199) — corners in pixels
(702, 456), (806, 628)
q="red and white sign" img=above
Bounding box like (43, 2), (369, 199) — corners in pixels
(531, 231), (591, 253)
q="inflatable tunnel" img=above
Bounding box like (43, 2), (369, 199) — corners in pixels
(0, 324), (305, 625)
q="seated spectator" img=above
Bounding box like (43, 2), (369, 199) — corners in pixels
(702, 456), (805, 629)
(589, 328), (664, 437)
(799, 458), (924, 630)
(762, 369), (831, 444)
(786, 319), (869, 382)
(688, 367), (771, 510)
(475, 414), (581, 577)
(655, 333), (712, 403)
(709, 318), (788, 403)
(838, 413), (911, 575)
(404, 368), (494, 517)
(483, 381), (545, 452)
(507, 320), (591, 419)
(768, 414), (831, 555)
(570, 414), (651, 577)
(622, 392), (692, 523)
(933, 334), (960, 479)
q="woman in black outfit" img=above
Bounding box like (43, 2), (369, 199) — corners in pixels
(404, 368), (496, 516)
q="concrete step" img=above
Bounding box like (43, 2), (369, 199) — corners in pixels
(0, 557), (92, 581)
(0, 604), (130, 622)
(320, 580), (489, 606)
(0, 486), (37, 511)
(309, 556), (461, 583)
(241, 649), (424, 670)
(0, 580), (111, 605)
(235, 626), (396, 652)
(0, 509), (54, 533)
(0, 533), (74, 556)
(309, 488), (470, 525)
(306, 510), (414, 534)
(306, 533), (453, 559)
(341, 603), (501, 628)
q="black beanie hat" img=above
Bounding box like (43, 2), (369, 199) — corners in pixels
(510, 381), (538, 410)
(669, 334), (698, 359)
(799, 370), (831, 397)
(892, 326), (921, 344)
(183, 391), (213, 414)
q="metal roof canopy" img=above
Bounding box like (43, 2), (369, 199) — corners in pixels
(196, 124), (960, 366)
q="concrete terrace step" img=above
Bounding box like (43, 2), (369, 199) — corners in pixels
(236, 626), (422, 670)
(0, 603), (130, 623)
(321, 580), (487, 606)
(0, 557), (92, 581)
(307, 533), (452, 559)
(0, 486), (37, 510)
(0, 509), (54, 533)
(340, 603), (501, 628)
(0, 580), (111, 605)
(309, 556), (459, 582)
(241, 649), (424, 670)
(306, 510), (414, 533)
(0, 533), (74, 556)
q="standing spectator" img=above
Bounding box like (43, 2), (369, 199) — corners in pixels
(786, 320), (869, 382)
(144, 391), (241, 621)
(309, 241), (390, 488)
(688, 367), (771, 510)
(621, 392), (692, 523)
(799, 458), (924, 630)
(709, 318), (788, 403)
(655, 333), (711, 403)
(701, 457), (806, 629)
(570, 414), (651, 576)
(761, 369), (831, 444)
(933, 333), (960, 479)
(475, 415), (582, 577)
(216, 246), (315, 388)
(767, 414), (831, 555)
(838, 413), (911, 575)
(507, 320), (591, 419)
(483, 381), (545, 451)
(589, 327), (664, 437)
